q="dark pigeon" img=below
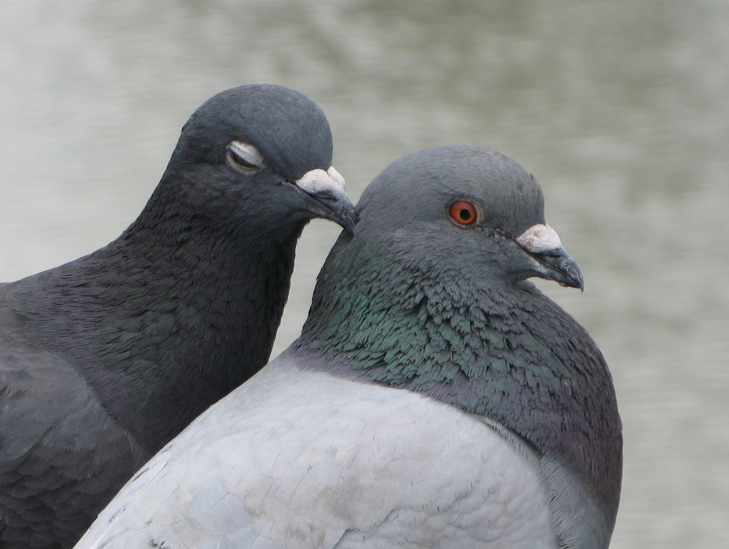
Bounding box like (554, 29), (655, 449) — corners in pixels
(73, 145), (622, 549)
(0, 84), (356, 549)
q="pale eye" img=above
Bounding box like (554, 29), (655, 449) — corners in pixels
(226, 141), (264, 174)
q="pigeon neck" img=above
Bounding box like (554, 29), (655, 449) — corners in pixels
(21, 200), (304, 455)
(297, 247), (621, 534)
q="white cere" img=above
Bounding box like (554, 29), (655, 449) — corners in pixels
(516, 224), (563, 253)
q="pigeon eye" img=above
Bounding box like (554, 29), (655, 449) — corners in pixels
(226, 141), (264, 174)
(230, 153), (257, 169)
(449, 200), (479, 227)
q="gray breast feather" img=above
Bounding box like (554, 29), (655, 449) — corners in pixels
(75, 358), (559, 549)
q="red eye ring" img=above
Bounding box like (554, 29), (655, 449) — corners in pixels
(449, 200), (478, 226)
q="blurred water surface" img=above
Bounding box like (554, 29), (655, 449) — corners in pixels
(1, 1), (727, 547)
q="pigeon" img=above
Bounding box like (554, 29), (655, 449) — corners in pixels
(73, 145), (622, 549)
(0, 83), (357, 549)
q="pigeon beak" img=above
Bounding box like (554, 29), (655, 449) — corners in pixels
(516, 224), (584, 290)
(287, 166), (358, 233)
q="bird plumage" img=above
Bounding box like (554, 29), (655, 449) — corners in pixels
(75, 355), (559, 549)
(0, 84), (355, 548)
(74, 145), (621, 549)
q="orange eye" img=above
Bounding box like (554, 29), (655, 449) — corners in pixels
(449, 201), (478, 226)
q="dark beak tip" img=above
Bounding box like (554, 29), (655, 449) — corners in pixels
(325, 198), (358, 233)
(341, 214), (357, 234)
(331, 199), (358, 233)
(562, 276), (585, 291)
(293, 181), (358, 232)
(532, 246), (584, 291)
(562, 264), (584, 291)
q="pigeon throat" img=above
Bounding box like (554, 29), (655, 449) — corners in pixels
(16, 216), (303, 454)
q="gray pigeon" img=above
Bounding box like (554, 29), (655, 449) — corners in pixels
(0, 84), (356, 549)
(73, 145), (622, 549)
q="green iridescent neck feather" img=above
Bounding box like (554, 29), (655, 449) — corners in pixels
(297, 234), (621, 520)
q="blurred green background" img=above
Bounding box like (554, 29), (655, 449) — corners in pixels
(1, 1), (727, 546)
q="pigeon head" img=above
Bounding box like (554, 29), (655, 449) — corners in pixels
(351, 144), (582, 289)
(145, 84), (356, 237)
